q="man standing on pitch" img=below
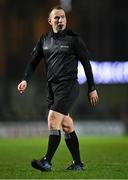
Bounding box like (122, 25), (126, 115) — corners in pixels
(17, 6), (99, 171)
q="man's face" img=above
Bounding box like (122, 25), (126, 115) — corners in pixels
(48, 9), (67, 33)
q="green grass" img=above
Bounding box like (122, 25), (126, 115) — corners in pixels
(0, 136), (128, 179)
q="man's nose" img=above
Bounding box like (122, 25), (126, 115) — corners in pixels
(58, 17), (62, 23)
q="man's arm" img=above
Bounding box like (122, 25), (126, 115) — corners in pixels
(23, 36), (44, 82)
(17, 35), (44, 93)
(74, 36), (99, 106)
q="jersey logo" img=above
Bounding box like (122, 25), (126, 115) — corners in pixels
(60, 45), (69, 48)
(43, 46), (48, 50)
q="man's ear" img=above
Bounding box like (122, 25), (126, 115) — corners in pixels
(48, 18), (52, 25)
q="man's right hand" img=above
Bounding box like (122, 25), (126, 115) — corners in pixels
(17, 80), (27, 93)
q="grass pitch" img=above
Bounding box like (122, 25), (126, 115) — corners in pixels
(0, 136), (128, 179)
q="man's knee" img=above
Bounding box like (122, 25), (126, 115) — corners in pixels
(48, 110), (64, 130)
(62, 124), (70, 133)
(62, 116), (74, 133)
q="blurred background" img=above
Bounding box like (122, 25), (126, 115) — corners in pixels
(0, 0), (128, 137)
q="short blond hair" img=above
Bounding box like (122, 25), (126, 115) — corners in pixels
(48, 5), (65, 17)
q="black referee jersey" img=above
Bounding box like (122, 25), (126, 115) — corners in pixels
(23, 28), (95, 92)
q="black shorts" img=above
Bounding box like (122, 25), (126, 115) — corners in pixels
(47, 80), (79, 115)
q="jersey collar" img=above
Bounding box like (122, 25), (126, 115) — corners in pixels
(49, 28), (68, 38)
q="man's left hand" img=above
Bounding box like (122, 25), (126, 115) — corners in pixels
(88, 90), (99, 106)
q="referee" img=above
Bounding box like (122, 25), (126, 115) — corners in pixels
(18, 5), (99, 171)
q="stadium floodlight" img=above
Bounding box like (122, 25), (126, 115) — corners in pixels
(78, 61), (128, 84)
(59, 0), (72, 12)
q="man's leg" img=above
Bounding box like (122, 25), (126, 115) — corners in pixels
(44, 110), (64, 162)
(62, 115), (84, 170)
(31, 110), (64, 171)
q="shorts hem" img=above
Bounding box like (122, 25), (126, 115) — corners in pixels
(50, 108), (68, 116)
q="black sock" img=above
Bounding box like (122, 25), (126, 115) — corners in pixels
(45, 130), (61, 163)
(64, 131), (81, 164)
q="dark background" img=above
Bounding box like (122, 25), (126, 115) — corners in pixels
(0, 0), (128, 125)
